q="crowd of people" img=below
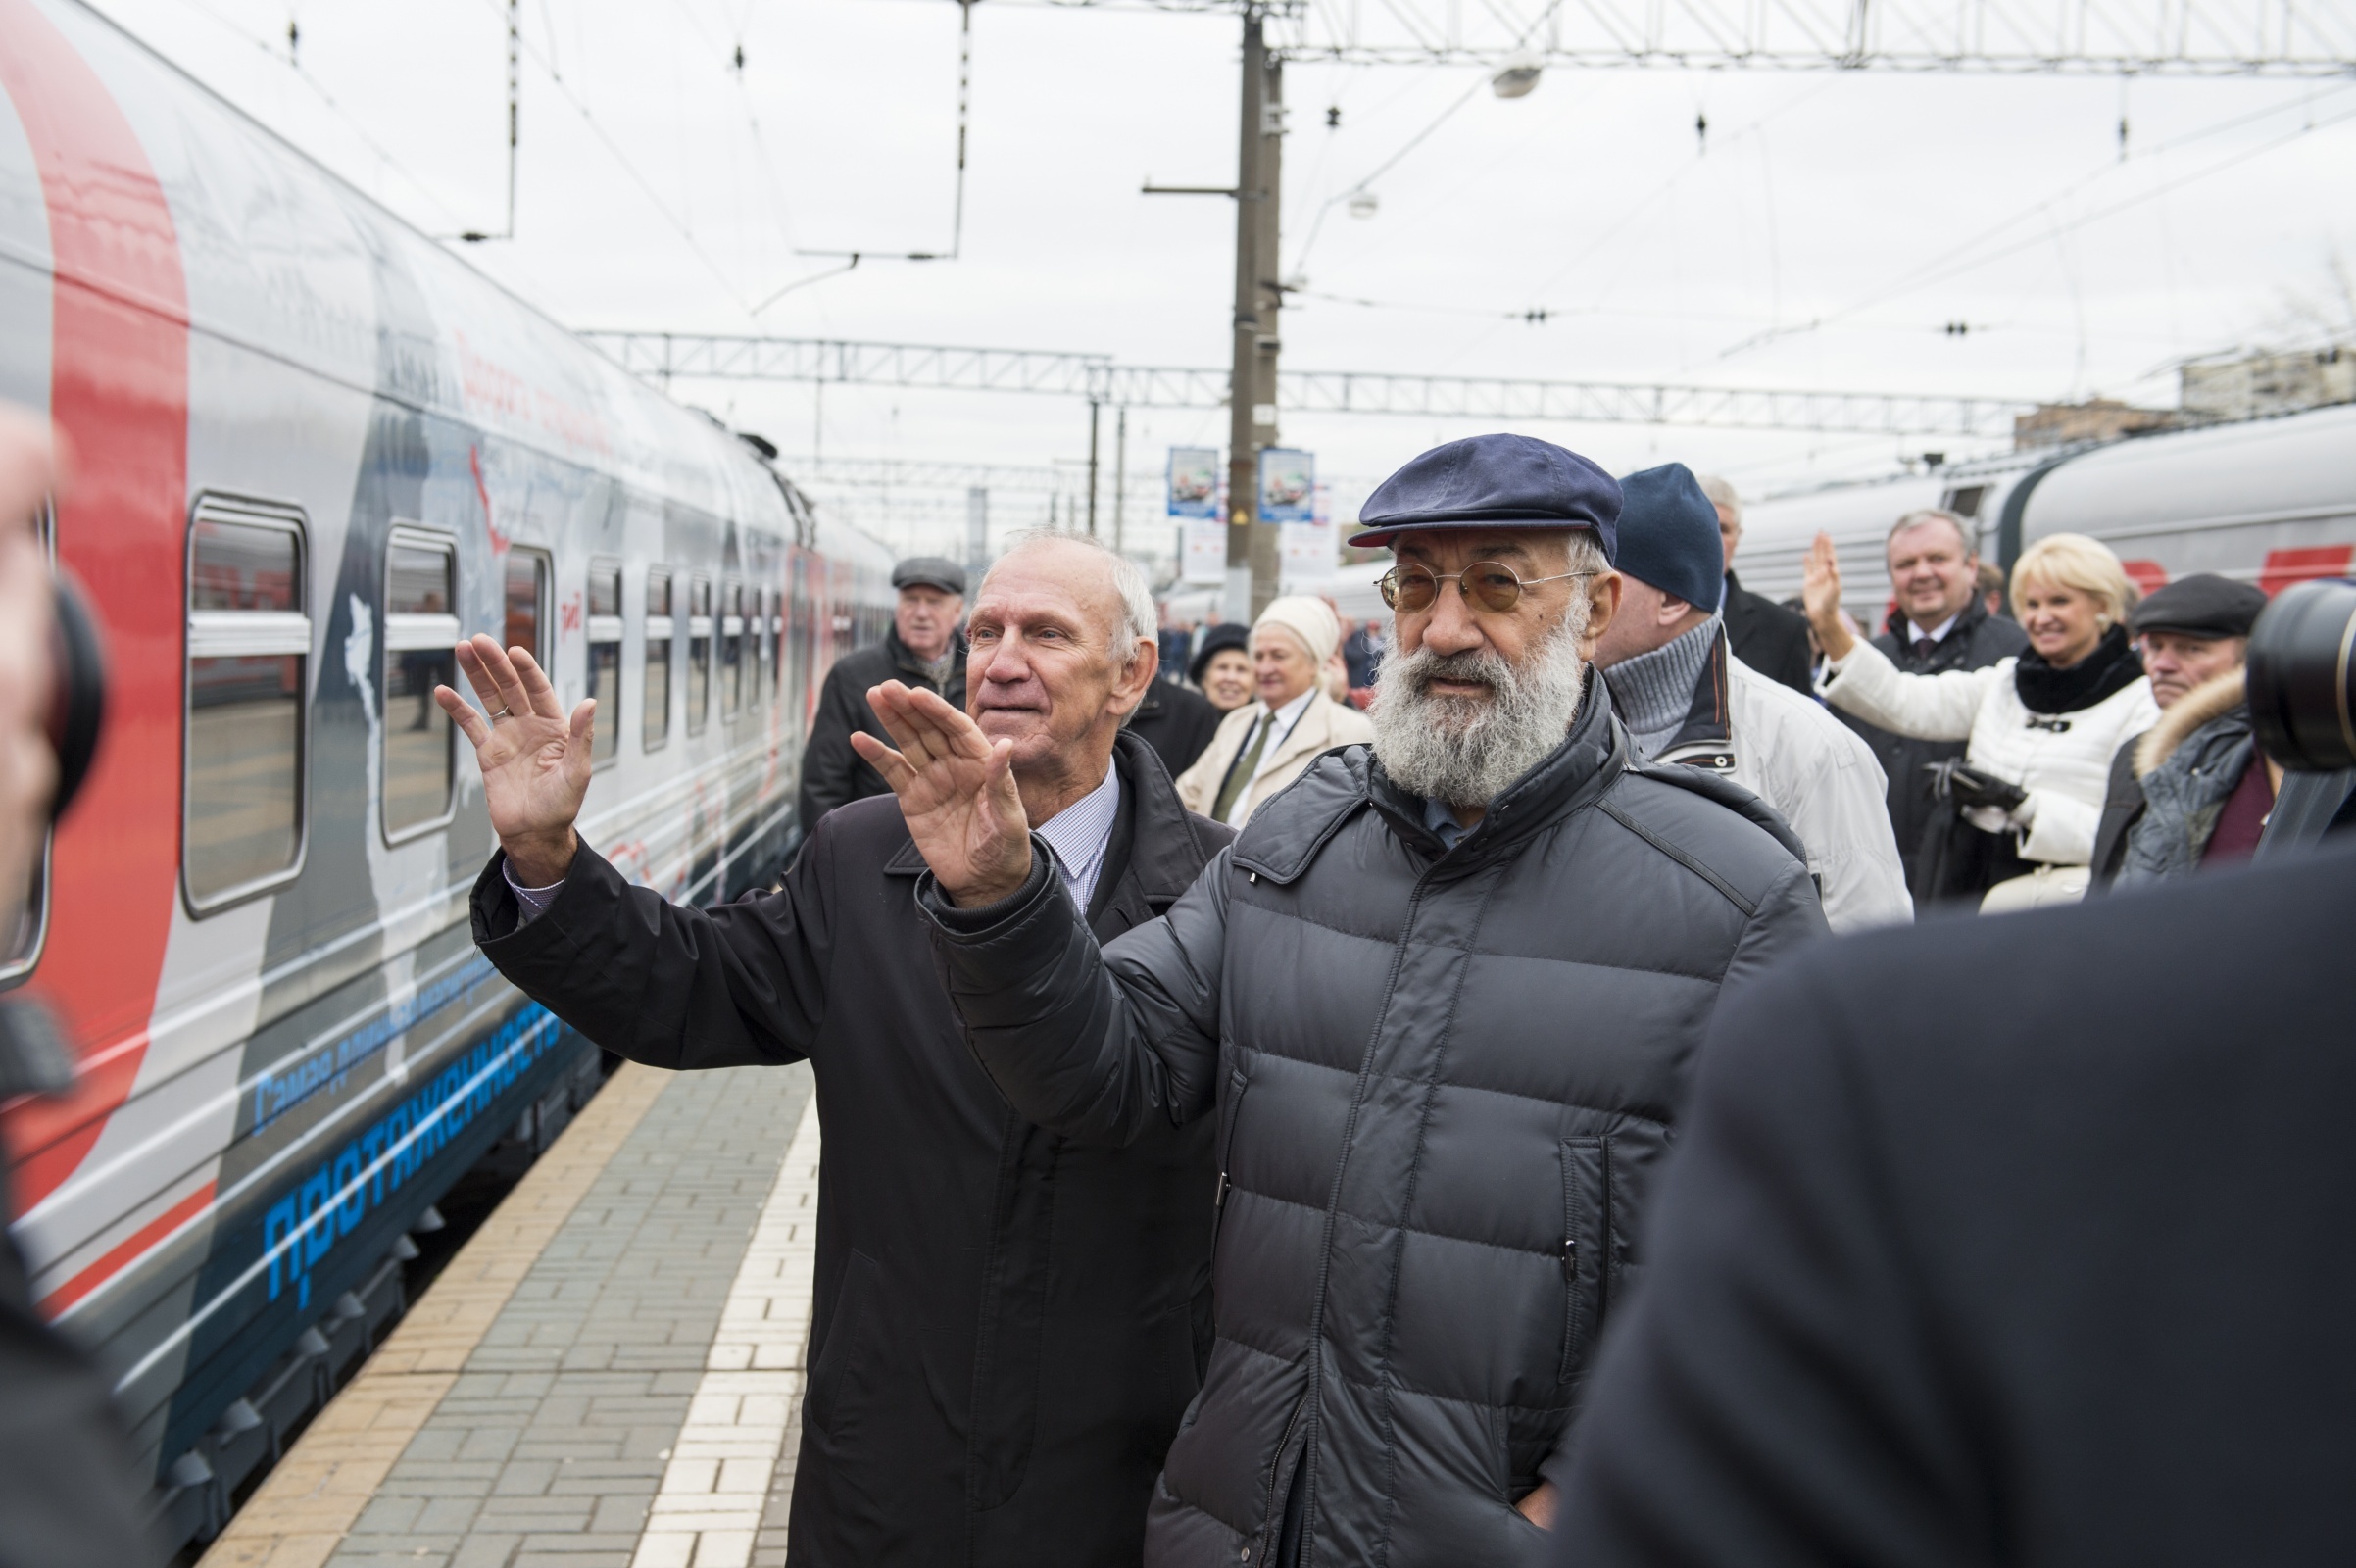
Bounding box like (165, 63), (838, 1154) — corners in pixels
(0, 407), (2346, 1565)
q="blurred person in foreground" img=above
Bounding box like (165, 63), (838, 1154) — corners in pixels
(1831, 510), (2029, 895)
(1173, 594), (1372, 828)
(1342, 612), (1385, 707)
(0, 406), (160, 1568)
(859, 432), (1826, 1567)
(1546, 801), (2356, 1568)
(1593, 466), (1910, 933)
(795, 555), (968, 837)
(443, 533), (1228, 1566)
(2088, 573), (2274, 890)
(1187, 623), (1253, 712)
(1698, 474), (1814, 695)
(1806, 531), (2155, 911)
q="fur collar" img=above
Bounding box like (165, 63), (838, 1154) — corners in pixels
(2135, 667), (2247, 778)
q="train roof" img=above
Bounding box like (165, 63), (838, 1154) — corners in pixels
(2021, 402), (2356, 546)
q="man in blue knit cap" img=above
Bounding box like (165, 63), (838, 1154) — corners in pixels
(858, 432), (1828, 1567)
(1592, 463), (1912, 932)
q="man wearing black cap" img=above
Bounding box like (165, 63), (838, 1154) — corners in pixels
(859, 432), (1826, 1568)
(2089, 572), (2273, 888)
(797, 555), (969, 838)
(1595, 465), (1911, 933)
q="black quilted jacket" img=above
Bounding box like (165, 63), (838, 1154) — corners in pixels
(922, 676), (1828, 1568)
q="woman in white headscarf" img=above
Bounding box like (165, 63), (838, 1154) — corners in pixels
(1175, 595), (1376, 828)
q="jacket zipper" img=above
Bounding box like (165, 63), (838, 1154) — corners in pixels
(1209, 1067), (1252, 1260)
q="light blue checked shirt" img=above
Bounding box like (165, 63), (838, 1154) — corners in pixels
(506, 760), (1125, 921)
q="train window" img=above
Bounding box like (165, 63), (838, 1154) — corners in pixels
(504, 550), (549, 663)
(4, 500), (57, 979)
(643, 568), (672, 751)
(687, 575), (712, 736)
(1941, 485), (1988, 520)
(184, 501), (311, 911)
(721, 580), (745, 719)
(588, 561), (621, 764)
(382, 530), (461, 840)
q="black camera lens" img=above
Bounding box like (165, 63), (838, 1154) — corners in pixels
(47, 572), (107, 821)
(2246, 577), (2356, 773)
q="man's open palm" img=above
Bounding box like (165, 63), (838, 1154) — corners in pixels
(851, 682), (1032, 906)
(436, 635), (593, 884)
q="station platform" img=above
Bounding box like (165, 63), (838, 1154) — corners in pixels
(201, 1060), (821, 1568)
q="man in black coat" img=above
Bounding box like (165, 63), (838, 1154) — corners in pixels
(861, 434), (1826, 1568)
(1838, 509), (2027, 887)
(796, 556), (968, 837)
(437, 535), (1227, 1567)
(1126, 675), (1224, 777)
(1700, 474), (1814, 694)
(1548, 835), (2356, 1567)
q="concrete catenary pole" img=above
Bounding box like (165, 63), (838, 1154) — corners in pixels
(1224, 9), (1284, 623)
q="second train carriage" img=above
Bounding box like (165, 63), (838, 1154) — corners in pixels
(1733, 404), (2356, 622)
(0, 0), (896, 1547)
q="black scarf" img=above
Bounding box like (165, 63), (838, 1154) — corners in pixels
(2012, 623), (2142, 715)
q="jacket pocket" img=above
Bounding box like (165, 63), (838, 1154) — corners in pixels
(1208, 1067), (1252, 1262)
(806, 1249), (881, 1439)
(1558, 1138), (1607, 1384)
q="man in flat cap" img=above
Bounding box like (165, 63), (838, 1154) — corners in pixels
(2089, 572), (2274, 888)
(1593, 464), (1911, 932)
(857, 431), (1827, 1567)
(797, 555), (969, 837)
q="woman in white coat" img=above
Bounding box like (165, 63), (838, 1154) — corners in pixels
(1804, 531), (2158, 911)
(1175, 595), (1375, 828)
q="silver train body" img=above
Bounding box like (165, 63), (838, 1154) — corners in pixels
(0, 0), (893, 1546)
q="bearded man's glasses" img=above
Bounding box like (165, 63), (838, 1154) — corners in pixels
(1378, 563), (1595, 614)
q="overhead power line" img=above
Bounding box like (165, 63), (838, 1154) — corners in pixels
(582, 329), (2039, 436)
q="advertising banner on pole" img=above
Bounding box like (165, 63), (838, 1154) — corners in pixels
(1282, 479), (1338, 584)
(1166, 448), (1221, 518)
(1256, 447), (1315, 525)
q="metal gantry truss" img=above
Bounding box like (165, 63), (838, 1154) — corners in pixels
(583, 329), (2035, 437)
(1045, 0), (2356, 75)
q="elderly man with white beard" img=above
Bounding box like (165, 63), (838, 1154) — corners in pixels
(854, 432), (1828, 1568)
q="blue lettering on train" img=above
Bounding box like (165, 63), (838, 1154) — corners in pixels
(249, 955), (499, 1134)
(261, 1002), (560, 1307)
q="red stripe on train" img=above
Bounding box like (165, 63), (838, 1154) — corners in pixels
(37, 1180), (215, 1318)
(0, 0), (188, 1214)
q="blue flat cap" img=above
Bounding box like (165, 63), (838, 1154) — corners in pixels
(1348, 433), (1621, 560)
(1614, 463), (1726, 613)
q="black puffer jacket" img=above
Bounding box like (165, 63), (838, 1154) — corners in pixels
(922, 678), (1827, 1568)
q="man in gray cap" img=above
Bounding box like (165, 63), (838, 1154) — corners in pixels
(1593, 464), (1910, 932)
(797, 555), (968, 836)
(855, 432), (1827, 1567)
(2089, 571), (2274, 888)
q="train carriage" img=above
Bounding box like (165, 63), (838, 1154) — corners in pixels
(0, 0), (894, 1546)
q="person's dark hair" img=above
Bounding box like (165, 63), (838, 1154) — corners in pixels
(1187, 623), (1251, 686)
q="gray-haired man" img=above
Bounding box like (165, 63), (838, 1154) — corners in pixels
(438, 533), (1230, 1567)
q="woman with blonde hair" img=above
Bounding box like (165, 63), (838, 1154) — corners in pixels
(1803, 530), (2158, 911)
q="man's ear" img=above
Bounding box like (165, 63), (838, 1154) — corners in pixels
(1578, 571), (1623, 662)
(1106, 639), (1160, 719)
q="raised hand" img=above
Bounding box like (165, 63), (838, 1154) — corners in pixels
(435, 634), (594, 884)
(1801, 532), (1857, 662)
(850, 681), (1033, 907)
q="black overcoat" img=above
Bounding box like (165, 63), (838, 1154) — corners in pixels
(471, 732), (1227, 1567)
(1551, 836), (2356, 1568)
(1721, 571), (1815, 695)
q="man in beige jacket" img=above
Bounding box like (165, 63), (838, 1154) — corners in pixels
(1176, 596), (1375, 828)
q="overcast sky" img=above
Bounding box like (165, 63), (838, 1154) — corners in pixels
(81, 0), (2356, 557)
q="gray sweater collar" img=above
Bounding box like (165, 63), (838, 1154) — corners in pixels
(1602, 614), (1722, 760)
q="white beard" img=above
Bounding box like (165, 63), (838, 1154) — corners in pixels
(1369, 607), (1590, 810)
